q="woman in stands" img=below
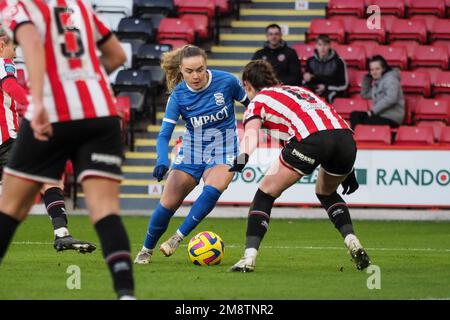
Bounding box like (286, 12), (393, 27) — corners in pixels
(229, 60), (371, 272)
(0, 0), (135, 299)
(135, 45), (249, 264)
(350, 55), (405, 129)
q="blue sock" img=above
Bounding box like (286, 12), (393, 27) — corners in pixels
(143, 203), (175, 250)
(178, 185), (222, 237)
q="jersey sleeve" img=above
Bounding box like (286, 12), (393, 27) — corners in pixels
(91, 9), (112, 46)
(231, 74), (248, 103)
(0, 59), (16, 81)
(162, 94), (181, 124)
(243, 100), (264, 127)
(0, 0), (33, 44)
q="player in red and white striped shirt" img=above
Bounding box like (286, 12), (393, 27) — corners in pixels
(229, 60), (371, 273)
(0, 0), (135, 299)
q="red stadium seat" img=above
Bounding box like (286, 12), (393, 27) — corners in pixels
(329, 15), (359, 33)
(174, 0), (215, 18)
(429, 19), (450, 41)
(354, 125), (392, 145)
(389, 19), (427, 44)
(391, 41), (419, 58)
(333, 97), (370, 119)
(333, 44), (366, 69)
(115, 96), (131, 123)
(410, 15), (440, 31)
(410, 45), (449, 69)
(432, 71), (450, 95)
(347, 19), (386, 44)
(411, 68), (441, 84)
(414, 98), (450, 123)
(371, 45), (408, 69)
(347, 70), (368, 95)
(395, 126), (434, 145)
(404, 94), (420, 124)
(306, 19), (345, 43)
(350, 40), (378, 57)
(380, 15), (400, 32)
(431, 40), (450, 55)
(368, 0), (405, 17)
(417, 121), (447, 141)
(401, 71), (431, 97)
(439, 126), (450, 145)
(180, 14), (209, 40)
(215, 0), (231, 14)
(291, 43), (315, 67)
(327, 0), (365, 17)
(157, 17), (195, 43)
(407, 0), (446, 18)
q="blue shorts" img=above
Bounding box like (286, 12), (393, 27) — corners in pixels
(171, 147), (236, 184)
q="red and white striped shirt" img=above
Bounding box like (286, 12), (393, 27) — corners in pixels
(0, 58), (20, 144)
(0, 0), (117, 123)
(243, 86), (350, 141)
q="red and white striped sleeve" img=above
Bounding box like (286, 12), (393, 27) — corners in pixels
(0, 0), (32, 43)
(243, 98), (265, 127)
(91, 8), (112, 46)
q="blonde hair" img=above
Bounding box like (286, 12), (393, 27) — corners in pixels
(161, 45), (207, 93)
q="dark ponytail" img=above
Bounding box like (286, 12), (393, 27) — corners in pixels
(242, 60), (281, 91)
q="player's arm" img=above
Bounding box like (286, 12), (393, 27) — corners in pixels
(98, 35), (126, 75)
(229, 118), (262, 173)
(231, 75), (250, 107)
(1, 77), (28, 105)
(153, 95), (180, 181)
(15, 23), (51, 140)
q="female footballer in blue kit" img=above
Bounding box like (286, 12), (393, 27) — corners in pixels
(135, 45), (249, 264)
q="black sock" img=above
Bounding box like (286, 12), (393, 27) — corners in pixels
(94, 214), (134, 298)
(0, 212), (20, 264)
(245, 189), (277, 250)
(43, 187), (68, 231)
(316, 192), (354, 238)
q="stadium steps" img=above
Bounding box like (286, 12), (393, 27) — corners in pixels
(76, 0), (327, 211)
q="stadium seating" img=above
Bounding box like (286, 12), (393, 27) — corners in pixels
(180, 14), (210, 40)
(347, 19), (386, 44)
(326, 0), (365, 17)
(429, 19), (450, 41)
(116, 18), (155, 42)
(354, 125), (392, 145)
(291, 44), (315, 67)
(395, 126), (434, 145)
(404, 95), (419, 124)
(96, 11), (126, 31)
(414, 98), (450, 123)
(439, 126), (450, 145)
(332, 97), (370, 119)
(333, 44), (366, 69)
(135, 44), (172, 87)
(329, 15), (359, 33)
(215, 0), (232, 14)
(389, 19), (427, 44)
(133, 0), (175, 16)
(410, 45), (449, 69)
(432, 71), (450, 95)
(417, 121), (447, 141)
(407, 0), (446, 18)
(410, 15), (440, 31)
(159, 39), (189, 49)
(174, 0), (216, 18)
(113, 70), (153, 113)
(400, 71), (431, 97)
(306, 19), (345, 43)
(391, 41), (419, 59)
(347, 70), (368, 95)
(95, 0), (133, 16)
(157, 18), (195, 43)
(368, 0), (405, 17)
(431, 40), (450, 55)
(371, 45), (408, 69)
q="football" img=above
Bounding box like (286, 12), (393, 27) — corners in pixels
(187, 231), (224, 266)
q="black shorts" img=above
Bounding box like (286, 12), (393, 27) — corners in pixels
(4, 116), (123, 184)
(280, 129), (357, 176)
(0, 138), (15, 175)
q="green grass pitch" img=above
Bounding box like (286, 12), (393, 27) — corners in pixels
(0, 215), (449, 300)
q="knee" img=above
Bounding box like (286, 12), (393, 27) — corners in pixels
(159, 197), (180, 212)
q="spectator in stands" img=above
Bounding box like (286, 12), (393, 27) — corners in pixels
(350, 55), (405, 129)
(303, 34), (348, 102)
(252, 24), (301, 86)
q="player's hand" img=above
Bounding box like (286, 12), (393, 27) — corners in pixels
(341, 169), (359, 195)
(153, 164), (169, 182)
(30, 103), (53, 141)
(229, 153), (250, 173)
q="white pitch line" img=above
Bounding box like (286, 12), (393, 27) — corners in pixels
(11, 241), (450, 253)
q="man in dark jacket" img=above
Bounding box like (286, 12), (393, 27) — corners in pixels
(303, 34), (348, 102)
(252, 24), (301, 86)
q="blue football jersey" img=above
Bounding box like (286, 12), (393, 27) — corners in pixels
(163, 69), (247, 164)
